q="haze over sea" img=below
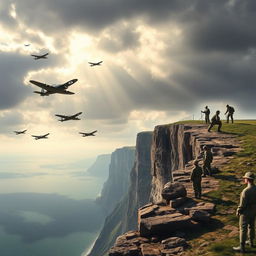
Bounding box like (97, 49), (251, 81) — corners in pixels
(0, 155), (106, 256)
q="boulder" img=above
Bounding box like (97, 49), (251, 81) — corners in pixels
(189, 210), (210, 222)
(109, 245), (140, 256)
(139, 212), (193, 237)
(140, 244), (161, 256)
(169, 197), (188, 208)
(184, 202), (215, 214)
(161, 237), (188, 249)
(161, 182), (187, 202)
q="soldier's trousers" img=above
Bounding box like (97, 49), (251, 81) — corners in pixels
(203, 162), (211, 176)
(205, 116), (210, 124)
(193, 181), (201, 198)
(208, 121), (222, 132)
(227, 114), (234, 123)
(239, 214), (256, 244)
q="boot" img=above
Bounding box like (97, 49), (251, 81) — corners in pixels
(233, 243), (245, 253)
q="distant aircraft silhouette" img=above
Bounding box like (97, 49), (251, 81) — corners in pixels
(24, 44), (30, 47)
(55, 112), (82, 122)
(79, 130), (97, 137)
(30, 79), (78, 96)
(88, 61), (103, 67)
(31, 53), (49, 60)
(14, 129), (27, 135)
(31, 133), (50, 140)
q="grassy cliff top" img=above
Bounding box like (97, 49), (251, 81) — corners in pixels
(179, 120), (256, 256)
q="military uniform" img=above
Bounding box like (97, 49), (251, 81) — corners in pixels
(203, 148), (213, 176)
(208, 111), (222, 132)
(225, 105), (235, 123)
(201, 106), (210, 124)
(190, 163), (203, 198)
(233, 172), (256, 253)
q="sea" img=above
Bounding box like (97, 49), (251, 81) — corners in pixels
(0, 156), (106, 256)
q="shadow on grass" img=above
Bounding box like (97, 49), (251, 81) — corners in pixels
(214, 174), (239, 182)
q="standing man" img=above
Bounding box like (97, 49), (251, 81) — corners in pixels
(233, 172), (256, 253)
(202, 145), (213, 177)
(225, 104), (235, 123)
(208, 110), (222, 132)
(190, 160), (203, 199)
(201, 106), (210, 124)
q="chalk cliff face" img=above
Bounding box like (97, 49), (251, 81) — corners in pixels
(150, 124), (201, 203)
(88, 132), (152, 256)
(96, 147), (135, 215)
(86, 154), (111, 180)
(123, 131), (153, 231)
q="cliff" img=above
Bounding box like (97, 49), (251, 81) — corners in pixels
(96, 146), (135, 216)
(88, 132), (153, 256)
(86, 154), (111, 180)
(109, 123), (240, 256)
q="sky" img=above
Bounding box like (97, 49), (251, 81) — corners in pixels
(1, 0), (256, 170)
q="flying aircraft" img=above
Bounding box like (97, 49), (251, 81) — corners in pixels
(55, 112), (82, 122)
(79, 130), (97, 137)
(14, 129), (27, 135)
(31, 133), (50, 140)
(88, 61), (103, 67)
(30, 79), (78, 96)
(24, 44), (30, 47)
(31, 53), (49, 60)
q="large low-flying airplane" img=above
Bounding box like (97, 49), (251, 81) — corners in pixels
(30, 79), (78, 96)
(14, 129), (27, 135)
(31, 53), (49, 60)
(31, 133), (50, 140)
(88, 61), (103, 67)
(79, 130), (97, 137)
(55, 112), (82, 122)
(24, 44), (30, 47)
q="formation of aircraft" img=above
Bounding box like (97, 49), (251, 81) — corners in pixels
(88, 61), (103, 67)
(16, 51), (102, 140)
(79, 130), (97, 137)
(55, 112), (82, 122)
(14, 129), (27, 135)
(31, 53), (49, 60)
(31, 133), (50, 140)
(30, 79), (78, 96)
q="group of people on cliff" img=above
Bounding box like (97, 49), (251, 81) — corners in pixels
(201, 104), (235, 132)
(190, 143), (256, 253)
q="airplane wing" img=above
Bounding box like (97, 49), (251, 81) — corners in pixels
(55, 114), (68, 118)
(73, 112), (82, 117)
(30, 80), (52, 91)
(43, 133), (50, 137)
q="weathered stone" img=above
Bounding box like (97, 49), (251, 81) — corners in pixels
(139, 205), (159, 219)
(155, 206), (176, 216)
(184, 202), (215, 214)
(169, 197), (188, 208)
(109, 245), (140, 256)
(161, 246), (184, 255)
(140, 243), (161, 256)
(139, 212), (193, 237)
(189, 210), (211, 222)
(161, 182), (187, 202)
(161, 237), (188, 249)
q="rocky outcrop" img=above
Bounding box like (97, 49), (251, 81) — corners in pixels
(88, 132), (153, 256)
(86, 154), (111, 180)
(108, 123), (240, 256)
(150, 124), (239, 202)
(96, 147), (135, 215)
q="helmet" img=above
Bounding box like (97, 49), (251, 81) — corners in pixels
(243, 172), (255, 180)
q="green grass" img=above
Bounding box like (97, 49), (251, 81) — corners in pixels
(180, 120), (256, 256)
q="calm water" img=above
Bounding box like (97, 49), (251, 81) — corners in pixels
(0, 157), (106, 256)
